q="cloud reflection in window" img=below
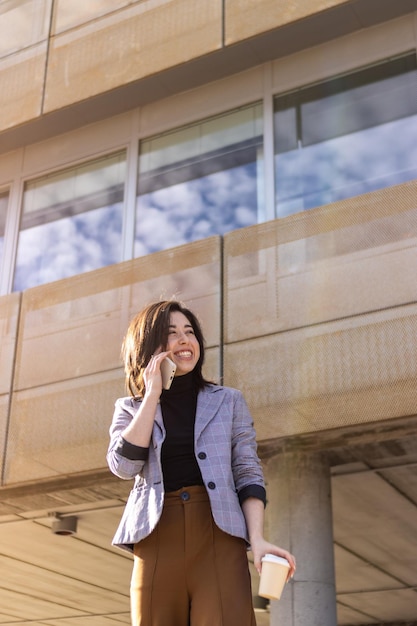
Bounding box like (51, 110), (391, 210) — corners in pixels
(13, 204), (123, 292)
(135, 163), (258, 257)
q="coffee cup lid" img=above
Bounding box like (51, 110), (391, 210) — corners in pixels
(261, 554), (290, 568)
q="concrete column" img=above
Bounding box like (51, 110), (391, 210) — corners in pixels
(265, 451), (337, 626)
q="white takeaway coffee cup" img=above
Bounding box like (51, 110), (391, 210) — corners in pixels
(258, 554), (290, 600)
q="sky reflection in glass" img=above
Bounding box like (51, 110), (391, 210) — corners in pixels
(135, 163), (259, 256)
(135, 104), (263, 257)
(13, 152), (126, 292)
(275, 114), (417, 216)
(13, 204), (123, 292)
(274, 58), (417, 217)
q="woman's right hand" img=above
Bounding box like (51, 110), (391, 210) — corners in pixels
(143, 350), (171, 398)
(120, 350), (173, 448)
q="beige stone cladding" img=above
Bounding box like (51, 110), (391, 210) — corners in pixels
(224, 0), (352, 43)
(44, 0), (222, 112)
(0, 44), (47, 130)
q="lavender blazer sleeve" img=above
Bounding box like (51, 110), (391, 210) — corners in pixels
(106, 384), (265, 553)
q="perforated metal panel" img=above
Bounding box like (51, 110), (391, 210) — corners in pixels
(3, 237), (221, 485)
(0, 292), (20, 395)
(224, 181), (417, 439)
(0, 293), (20, 482)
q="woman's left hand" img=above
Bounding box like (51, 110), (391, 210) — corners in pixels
(250, 538), (296, 581)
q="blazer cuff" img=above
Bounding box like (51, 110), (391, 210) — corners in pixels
(116, 436), (149, 461)
(238, 484), (267, 507)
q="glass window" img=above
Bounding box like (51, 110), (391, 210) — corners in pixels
(274, 55), (417, 217)
(0, 190), (8, 272)
(13, 152), (126, 292)
(135, 103), (264, 257)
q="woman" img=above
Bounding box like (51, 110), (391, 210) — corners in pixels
(107, 300), (296, 626)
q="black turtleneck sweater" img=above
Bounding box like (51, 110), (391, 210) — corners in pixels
(160, 372), (204, 492)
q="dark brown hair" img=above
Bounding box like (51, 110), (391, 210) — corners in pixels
(122, 300), (209, 397)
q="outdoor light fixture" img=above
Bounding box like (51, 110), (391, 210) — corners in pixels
(51, 514), (78, 536)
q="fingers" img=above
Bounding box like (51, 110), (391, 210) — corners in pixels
(144, 351), (173, 395)
(143, 351), (168, 393)
(285, 552), (296, 580)
(257, 547), (297, 581)
(148, 349), (171, 366)
(276, 549), (296, 579)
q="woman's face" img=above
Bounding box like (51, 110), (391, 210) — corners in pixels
(166, 311), (200, 376)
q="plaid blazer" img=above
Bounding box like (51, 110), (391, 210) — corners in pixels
(107, 384), (265, 553)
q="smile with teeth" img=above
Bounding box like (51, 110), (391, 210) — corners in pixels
(176, 350), (193, 358)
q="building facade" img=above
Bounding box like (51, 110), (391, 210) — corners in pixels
(1, 1), (417, 624)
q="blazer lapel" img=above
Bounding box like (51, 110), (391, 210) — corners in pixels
(195, 386), (225, 441)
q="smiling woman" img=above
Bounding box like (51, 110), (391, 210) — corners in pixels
(107, 299), (296, 626)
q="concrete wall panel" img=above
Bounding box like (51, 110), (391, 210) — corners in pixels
(52, 0), (131, 34)
(224, 305), (417, 441)
(0, 0), (51, 58)
(0, 293), (20, 396)
(44, 0), (222, 112)
(0, 44), (47, 131)
(224, 181), (417, 341)
(224, 0), (352, 44)
(0, 293), (21, 486)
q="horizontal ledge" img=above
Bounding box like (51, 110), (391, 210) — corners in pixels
(258, 414), (417, 460)
(0, 467), (116, 498)
(1, 0), (415, 153)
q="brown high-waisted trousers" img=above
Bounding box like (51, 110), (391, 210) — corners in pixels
(131, 485), (256, 626)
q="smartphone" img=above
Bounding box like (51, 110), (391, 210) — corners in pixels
(160, 356), (177, 390)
